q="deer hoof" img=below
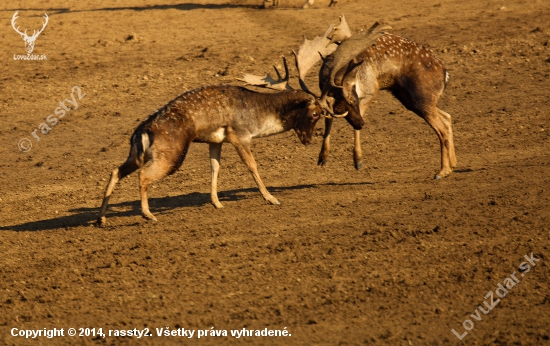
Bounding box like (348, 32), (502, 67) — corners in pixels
(142, 212), (157, 222)
(269, 198), (281, 205)
(355, 162), (363, 170)
(434, 170), (452, 180)
(434, 173), (449, 180)
(96, 217), (107, 227)
(318, 158), (327, 166)
(213, 202), (224, 209)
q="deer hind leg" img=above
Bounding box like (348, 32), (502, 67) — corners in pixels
(97, 158), (141, 227)
(418, 107), (454, 179)
(227, 129), (280, 205)
(209, 143), (224, 209)
(392, 84), (454, 179)
(138, 161), (170, 222)
(318, 117), (334, 166)
(138, 139), (192, 221)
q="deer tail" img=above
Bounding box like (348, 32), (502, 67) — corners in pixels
(129, 125), (153, 166)
(443, 69), (450, 91)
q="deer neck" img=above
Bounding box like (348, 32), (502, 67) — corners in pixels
(250, 91), (309, 138)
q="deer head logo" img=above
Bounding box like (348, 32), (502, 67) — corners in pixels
(12, 11), (49, 54)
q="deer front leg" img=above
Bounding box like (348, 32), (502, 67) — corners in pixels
(209, 143), (224, 209)
(318, 117), (334, 166)
(227, 129), (280, 205)
(353, 129), (362, 169)
(352, 88), (377, 170)
(438, 108), (457, 169)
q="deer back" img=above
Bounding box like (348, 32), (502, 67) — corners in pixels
(321, 34), (448, 112)
(137, 86), (319, 144)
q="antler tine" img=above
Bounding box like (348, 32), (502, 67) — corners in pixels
(11, 11), (24, 36)
(273, 55), (289, 82)
(291, 49), (315, 97)
(294, 24), (338, 82)
(33, 13), (49, 38)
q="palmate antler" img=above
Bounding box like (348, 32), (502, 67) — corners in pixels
(238, 16), (358, 118)
(292, 15), (351, 94)
(287, 15), (355, 116)
(313, 21), (391, 114)
(237, 56), (292, 91)
(240, 16), (351, 93)
(325, 21), (391, 88)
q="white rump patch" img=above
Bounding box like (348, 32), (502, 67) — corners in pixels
(141, 132), (150, 151)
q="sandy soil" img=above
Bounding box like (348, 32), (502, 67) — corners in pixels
(1, 0), (549, 345)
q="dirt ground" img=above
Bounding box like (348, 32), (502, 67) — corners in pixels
(1, 0), (549, 345)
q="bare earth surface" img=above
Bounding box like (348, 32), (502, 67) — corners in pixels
(1, 0), (549, 345)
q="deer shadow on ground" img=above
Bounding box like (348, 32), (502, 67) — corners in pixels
(0, 181), (374, 232)
(1, 3), (262, 15)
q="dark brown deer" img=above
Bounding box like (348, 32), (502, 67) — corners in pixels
(97, 79), (329, 226)
(296, 16), (457, 179)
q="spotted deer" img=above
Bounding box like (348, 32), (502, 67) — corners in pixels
(296, 16), (457, 179)
(97, 77), (331, 226)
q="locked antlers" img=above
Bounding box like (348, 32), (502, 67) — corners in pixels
(238, 55), (348, 118)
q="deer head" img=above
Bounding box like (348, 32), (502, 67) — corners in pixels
(12, 11), (49, 54)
